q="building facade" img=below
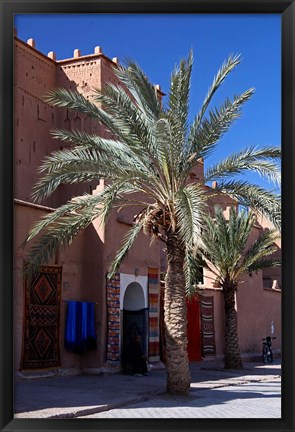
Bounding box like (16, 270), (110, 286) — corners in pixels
(14, 34), (281, 375)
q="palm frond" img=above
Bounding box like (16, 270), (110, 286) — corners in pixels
(175, 183), (205, 246)
(32, 170), (99, 203)
(45, 88), (138, 144)
(215, 180), (281, 231)
(204, 146), (281, 186)
(182, 54), (242, 166)
(247, 257), (281, 273)
(93, 84), (158, 160)
(31, 151), (116, 203)
(24, 194), (102, 245)
(108, 220), (144, 278)
(166, 51), (194, 172)
(94, 84), (174, 195)
(227, 210), (254, 261)
(209, 209), (253, 279)
(25, 181), (140, 247)
(194, 54), (242, 132)
(115, 59), (161, 119)
(187, 88), (254, 166)
(97, 181), (142, 226)
(50, 131), (153, 177)
(184, 247), (207, 296)
(168, 50), (193, 131)
(44, 88), (103, 118)
(31, 142), (158, 203)
(50, 129), (149, 170)
(215, 209), (253, 266)
(24, 204), (101, 277)
(243, 228), (280, 271)
(155, 117), (179, 192)
(194, 209), (280, 287)
(201, 211), (236, 278)
(24, 177), (150, 278)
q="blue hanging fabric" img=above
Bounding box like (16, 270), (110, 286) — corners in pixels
(81, 302), (88, 345)
(81, 302), (97, 350)
(65, 301), (97, 353)
(64, 301), (80, 353)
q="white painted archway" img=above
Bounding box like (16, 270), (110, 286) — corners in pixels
(120, 273), (148, 310)
(120, 273), (149, 364)
(123, 282), (145, 311)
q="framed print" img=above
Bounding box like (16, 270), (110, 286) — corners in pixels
(0, 1), (294, 431)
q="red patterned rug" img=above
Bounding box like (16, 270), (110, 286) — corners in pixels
(22, 266), (62, 370)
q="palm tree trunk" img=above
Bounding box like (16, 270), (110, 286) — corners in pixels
(164, 233), (191, 395)
(223, 284), (243, 369)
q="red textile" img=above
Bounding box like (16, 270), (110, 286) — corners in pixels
(187, 296), (202, 361)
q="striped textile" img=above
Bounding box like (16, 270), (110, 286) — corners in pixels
(148, 268), (160, 362)
(200, 296), (216, 356)
(106, 273), (120, 364)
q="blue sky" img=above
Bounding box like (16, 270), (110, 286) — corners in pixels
(15, 14), (281, 191)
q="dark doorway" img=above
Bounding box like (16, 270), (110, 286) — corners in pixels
(122, 308), (148, 358)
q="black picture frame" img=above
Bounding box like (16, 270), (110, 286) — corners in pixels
(0, 1), (294, 431)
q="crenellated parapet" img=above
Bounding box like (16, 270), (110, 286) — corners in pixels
(14, 32), (120, 67)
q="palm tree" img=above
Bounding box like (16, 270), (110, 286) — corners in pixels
(192, 209), (281, 369)
(23, 52), (281, 394)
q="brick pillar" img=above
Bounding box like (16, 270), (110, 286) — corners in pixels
(106, 273), (120, 364)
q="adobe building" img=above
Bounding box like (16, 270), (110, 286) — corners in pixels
(13, 33), (281, 376)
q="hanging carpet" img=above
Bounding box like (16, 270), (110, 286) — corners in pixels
(22, 266), (62, 370)
(200, 296), (216, 356)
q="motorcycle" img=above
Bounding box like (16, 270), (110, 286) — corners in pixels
(262, 336), (276, 364)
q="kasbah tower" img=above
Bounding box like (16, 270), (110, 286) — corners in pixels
(13, 31), (281, 375)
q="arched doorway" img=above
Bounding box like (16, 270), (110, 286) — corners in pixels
(122, 282), (148, 367)
(123, 282), (145, 311)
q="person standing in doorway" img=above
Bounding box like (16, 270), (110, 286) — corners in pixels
(125, 335), (149, 376)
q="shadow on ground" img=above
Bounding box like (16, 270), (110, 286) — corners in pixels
(14, 361), (281, 416)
